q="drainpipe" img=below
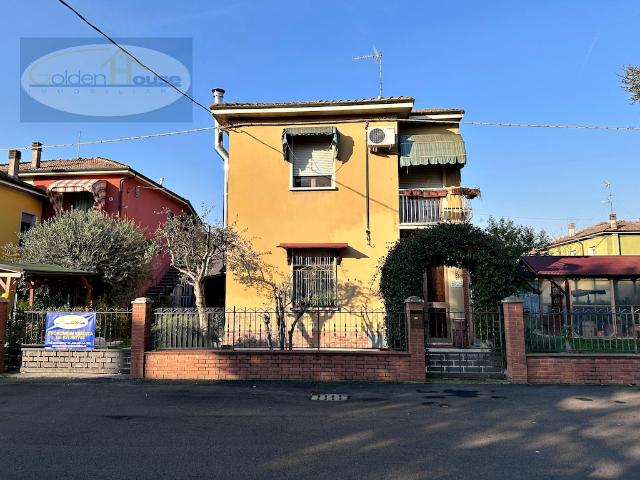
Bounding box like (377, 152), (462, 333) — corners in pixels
(212, 88), (229, 227)
(365, 121), (371, 246)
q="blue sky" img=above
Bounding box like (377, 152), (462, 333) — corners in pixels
(2, 0), (640, 238)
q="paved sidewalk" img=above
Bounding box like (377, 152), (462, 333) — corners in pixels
(0, 378), (639, 479)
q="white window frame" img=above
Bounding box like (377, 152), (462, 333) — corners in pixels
(289, 136), (337, 191)
(588, 246), (596, 256)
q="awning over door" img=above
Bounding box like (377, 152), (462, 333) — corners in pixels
(46, 179), (107, 214)
(399, 134), (467, 167)
(282, 127), (339, 161)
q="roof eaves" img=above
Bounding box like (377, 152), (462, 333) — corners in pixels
(210, 96), (415, 110)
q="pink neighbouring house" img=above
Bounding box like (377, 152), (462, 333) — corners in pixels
(1, 143), (199, 303)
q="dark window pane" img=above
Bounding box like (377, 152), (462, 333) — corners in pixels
(294, 176), (332, 188)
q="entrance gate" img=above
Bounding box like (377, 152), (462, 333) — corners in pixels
(425, 308), (506, 377)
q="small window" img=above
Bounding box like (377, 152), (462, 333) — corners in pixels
(291, 250), (337, 308)
(291, 137), (335, 189)
(20, 212), (36, 234)
(570, 250), (577, 256)
(588, 246), (596, 256)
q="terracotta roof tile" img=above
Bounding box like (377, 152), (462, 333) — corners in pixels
(0, 157), (129, 173)
(549, 220), (640, 246)
(210, 96), (415, 110)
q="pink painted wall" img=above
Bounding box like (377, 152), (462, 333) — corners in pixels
(33, 174), (192, 290)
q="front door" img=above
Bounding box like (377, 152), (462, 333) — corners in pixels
(424, 266), (451, 344)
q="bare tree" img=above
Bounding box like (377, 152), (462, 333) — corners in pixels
(621, 65), (640, 103)
(230, 251), (316, 350)
(155, 208), (249, 336)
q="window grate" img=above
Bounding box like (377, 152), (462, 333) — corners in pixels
(292, 251), (337, 308)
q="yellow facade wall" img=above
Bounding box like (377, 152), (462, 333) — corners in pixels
(546, 233), (640, 256)
(0, 183), (43, 258)
(225, 120), (400, 309)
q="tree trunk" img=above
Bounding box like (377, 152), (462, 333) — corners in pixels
(276, 295), (286, 350)
(264, 313), (274, 350)
(288, 309), (305, 351)
(193, 281), (209, 342)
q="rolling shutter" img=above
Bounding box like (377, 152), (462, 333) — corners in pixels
(399, 166), (444, 189)
(291, 137), (334, 177)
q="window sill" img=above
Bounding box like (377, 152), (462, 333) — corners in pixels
(290, 187), (338, 192)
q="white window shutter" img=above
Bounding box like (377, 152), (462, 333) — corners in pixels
(291, 138), (334, 177)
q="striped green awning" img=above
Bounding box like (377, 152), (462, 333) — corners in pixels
(282, 127), (339, 161)
(399, 134), (466, 167)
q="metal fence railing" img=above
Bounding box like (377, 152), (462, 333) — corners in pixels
(425, 309), (503, 351)
(6, 309), (132, 349)
(525, 306), (640, 353)
(149, 308), (407, 351)
(151, 308), (225, 349)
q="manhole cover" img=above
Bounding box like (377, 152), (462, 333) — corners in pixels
(310, 394), (349, 401)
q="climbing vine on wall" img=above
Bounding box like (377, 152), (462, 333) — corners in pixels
(379, 222), (526, 343)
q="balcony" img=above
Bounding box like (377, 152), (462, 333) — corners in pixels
(399, 189), (473, 226)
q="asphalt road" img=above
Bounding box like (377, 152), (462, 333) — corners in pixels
(1, 377), (639, 480)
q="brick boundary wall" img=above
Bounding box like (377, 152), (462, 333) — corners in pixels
(141, 297), (426, 383)
(145, 349), (423, 381)
(20, 348), (131, 375)
(503, 297), (640, 385)
(527, 354), (640, 385)
(502, 297), (528, 384)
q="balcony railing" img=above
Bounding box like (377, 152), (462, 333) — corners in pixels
(399, 191), (472, 225)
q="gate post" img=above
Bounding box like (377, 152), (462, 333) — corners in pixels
(0, 299), (7, 373)
(131, 297), (153, 379)
(405, 296), (426, 381)
(502, 296), (528, 384)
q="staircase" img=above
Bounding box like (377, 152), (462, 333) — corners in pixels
(146, 266), (182, 297)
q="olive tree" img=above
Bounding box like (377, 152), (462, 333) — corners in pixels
(154, 209), (249, 334)
(621, 65), (640, 103)
(9, 210), (155, 305)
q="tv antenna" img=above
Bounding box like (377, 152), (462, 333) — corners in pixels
(353, 46), (383, 98)
(76, 130), (82, 159)
(602, 180), (614, 213)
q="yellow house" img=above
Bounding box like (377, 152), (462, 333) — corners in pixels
(545, 214), (640, 256)
(211, 92), (476, 346)
(0, 151), (46, 258)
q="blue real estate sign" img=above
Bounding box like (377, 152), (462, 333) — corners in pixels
(45, 312), (96, 351)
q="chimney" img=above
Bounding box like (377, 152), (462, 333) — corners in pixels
(609, 213), (618, 230)
(7, 149), (21, 178)
(567, 222), (576, 237)
(212, 87), (225, 104)
(31, 141), (42, 169)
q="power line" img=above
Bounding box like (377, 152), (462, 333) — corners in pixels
(57, 0), (211, 114)
(0, 127), (214, 152)
(4, 114), (640, 152)
(459, 120), (640, 132)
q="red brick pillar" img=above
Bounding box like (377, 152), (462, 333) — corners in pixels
(0, 299), (7, 373)
(405, 296), (426, 382)
(502, 296), (528, 384)
(131, 297), (153, 379)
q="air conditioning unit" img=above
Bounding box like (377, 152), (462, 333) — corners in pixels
(367, 126), (396, 148)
